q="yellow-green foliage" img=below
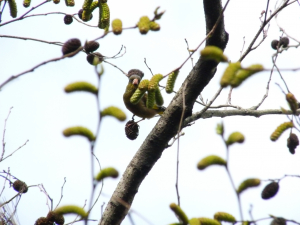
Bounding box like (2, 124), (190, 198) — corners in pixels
(82, 0), (92, 9)
(214, 212), (236, 222)
(65, 0), (75, 6)
(53, 0), (60, 4)
(166, 70), (179, 94)
(270, 122), (294, 141)
(138, 16), (150, 34)
(149, 74), (163, 91)
(54, 205), (88, 219)
(226, 132), (245, 146)
(198, 218), (221, 225)
(237, 178), (261, 194)
(63, 126), (95, 141)
(169, 203), (189, 225)
(197, 155), (226, 170)
(220, 62), (241, 87)
(112, 19), (123, 35)
(101, 106), (126, 121)
(64, 81), (98, 95)
(286, 93), (298, 114)
(130, 89), (146, 105)
(8, 0), (17, 18)
(216, 123), (224, 136)
(149, 21), (160, 31)
(200, 46), (228, 62)
(95, 167), (119, 181)
(23, 0), (31, 8)
(189, 218), (201, 225)
(90, 1), (99, 12)
(146, 90), (156, 109)
(230, 64), (264, 87)
(155, 88), (164, 106)
(98, 2), (110, 30)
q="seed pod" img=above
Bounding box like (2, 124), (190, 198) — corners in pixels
(287, 133), (299, 154)
(220, 62), (241, 87)
(270, 122), (293, 141)
(200, 46), (228, 62)
(100, 106), (127, 121)
(8, 0), (18, 18)
(198, 218), (221, 225)
(125, 120), (139, 140)
(64, 81), (98, 95)
(54, 205), (88, 219)
(237, 178), (261, 194)
(169, 203), (189, 225)
(149, 21), (160, 31)
(286, 93), (298, 114)
(189, 218), (201, 225)
(13, 180), (28, 193)
(84, 41), (99, 53)
(261, 182), (279, 200)
(166, 70), (179, 94)
(23, 0), (31, 7)
(112, 19), (123, 35)
(34, 217), (50, 225)
(226, 132), (245, 146)
(214, 212), (236, 222)
(138, 16), (150, 34)
(271, 217), (286, 225)
(64, 14), (73, 25)
(271, 40), (279, 50)
(86, 52), (103, 65)
(65, 0), (75, 6)
(98, 2), (110, 30)
(47, 211), (65, 225)
(95, 167), (119, 181)
(149, 74), (163, 91)
(279, 37), (289, 48)
(155, 88), (164, 106)
(63, 126), (95, 141)
(146, 91), (156, 109)
(197, 155), (226, 170)
(82, 0), (92, 9)
(53, 0), (60, 4)
(62, 38), (81, 56)
(230, 64), (264, 88)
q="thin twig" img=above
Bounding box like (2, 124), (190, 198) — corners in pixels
(144, 58), (154, 76)
(1, 139), (29, 162)
(1, 107), (13, 162)
(0, 34), (64, 46)
(39, 184), (53, 211)
(184, 38), (194, 68)
(55, 177), (67, 210)
(103, 60), (127, 76)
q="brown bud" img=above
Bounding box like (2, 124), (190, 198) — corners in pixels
(279, 37), (289, 48)
(84, 41), (99, 53)
(86, 52), (103, 65)
(64, 14), (73, 25)
(62, 38), (81, 56)
(287, 133), (299, 154)
(125, 120), (139, 140)
(47, 211), (65, 225)
(34, 217), (52, 225)
(261, 182), (279, 200)
(271, 40), (279, 50)
(13, 180), (28, 193)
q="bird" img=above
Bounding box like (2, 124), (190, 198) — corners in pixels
(123, 69), (165, 119)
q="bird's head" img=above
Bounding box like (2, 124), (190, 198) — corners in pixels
(127, 69), (144, 87)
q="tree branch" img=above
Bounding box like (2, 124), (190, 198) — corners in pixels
(99, 0), (229, 224)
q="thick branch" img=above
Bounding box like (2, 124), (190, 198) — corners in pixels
(99, 0), (229, 224)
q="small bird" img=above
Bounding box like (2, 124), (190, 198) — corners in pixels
(123, 69), (165, 119)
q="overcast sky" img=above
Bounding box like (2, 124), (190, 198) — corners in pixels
(1, 0), (300, 224)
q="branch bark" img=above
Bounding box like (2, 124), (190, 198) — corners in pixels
(99, 0), (229, 224)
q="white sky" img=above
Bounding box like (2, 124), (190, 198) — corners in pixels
(0, 0), (300, 225)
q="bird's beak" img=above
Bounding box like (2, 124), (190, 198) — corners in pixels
(132, 78), (139, 86)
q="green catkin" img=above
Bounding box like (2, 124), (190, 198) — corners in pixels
(226, 132), (245, 146)
(63, 126), (95, 141)
(189, 218), (201, 225)
(237, 178), (261, 194)
(98, 2), (110, 31)
(220, 62), (241, 87)
(214, 212), (236, 222)
(149, 21), (160, 31)
(197, 155), (227, 170)
(95, 167), (119, 181)
(138, 16), (150, 34)
(270, 122), (294, 141)
(169, 203), (189, 225)
(148, 74), (163, 91)
(54, 205), (88, 219)
(200, 46), (228, 62)
(286, 93), (298, 114)
(112, 19), (123, 35)
(64, 82), (98, 95)
(198, 218), (221, 225)
(100, 106), (126, 121)
(130, 79), (149, 104)
(90, 1), (98, 11)
(65, 0), (75, 6)
(230, 64), (264, 87)
(146, 90), (156, 109)
(82, 0), (92, 9)
(155, 88), (164, 106)
(8, 0), (17, 18)
(166, 70), (179, 94)
(82, 9), (92, 21)
(23, 0), (31, 8)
